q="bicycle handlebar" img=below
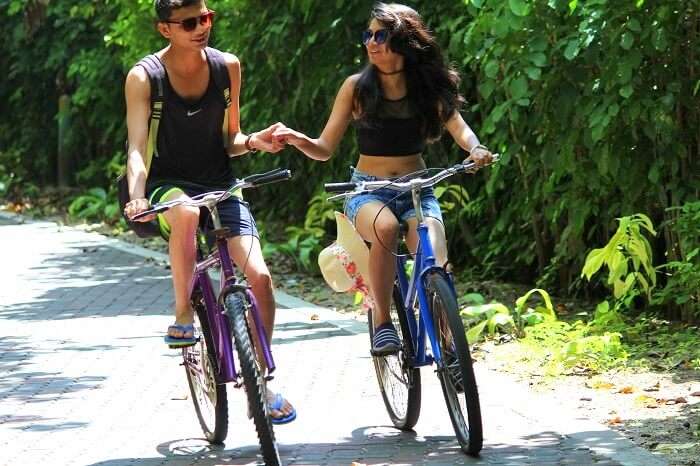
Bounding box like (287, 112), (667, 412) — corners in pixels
(324, 154), (500, 199)
(130, 168), (292, 221)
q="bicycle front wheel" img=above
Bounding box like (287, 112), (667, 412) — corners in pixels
(225, 292), (281, 466)
(426, 273), (483, 455)
(368, 284), (421, 430)
(183, 296), (228, 444)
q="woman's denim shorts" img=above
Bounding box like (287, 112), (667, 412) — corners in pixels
(344, 168), (443, 226)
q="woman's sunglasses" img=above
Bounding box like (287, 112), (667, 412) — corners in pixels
(362, 28), (389, 45)
(165, 10), (215, 32)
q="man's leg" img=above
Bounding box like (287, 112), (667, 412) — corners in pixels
(226, 234), (294, 420)
(161, 193), (200, 337)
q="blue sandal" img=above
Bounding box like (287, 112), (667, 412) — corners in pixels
(164, 323), (196, 347)
(268, 393), (297, 425)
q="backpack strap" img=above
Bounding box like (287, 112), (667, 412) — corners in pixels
(205, 47), (232, 148)
(135, 54), (167, 172)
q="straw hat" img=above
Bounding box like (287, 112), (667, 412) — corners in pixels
(318, 212), (371, 294)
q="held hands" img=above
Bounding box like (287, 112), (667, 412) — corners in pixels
(271, 126), (306, 147)
(249, 122), (287, 153)
(124, 198), (154, 222)
(464, 144), (494, 169)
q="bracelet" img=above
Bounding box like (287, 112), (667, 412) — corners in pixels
(468, 144), (489, 154)
(245, 133), (258, 153)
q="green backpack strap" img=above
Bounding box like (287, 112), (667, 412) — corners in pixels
(205, 47), (232, 148)
(135, 54), (167, 172)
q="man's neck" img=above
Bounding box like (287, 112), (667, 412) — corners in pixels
(162, 45), (207, 75)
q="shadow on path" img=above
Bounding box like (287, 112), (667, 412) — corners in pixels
(83, 425), (624, 465)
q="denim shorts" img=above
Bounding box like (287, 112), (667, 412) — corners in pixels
(147, 181), (258, 239)
(344, 168), (443, 225)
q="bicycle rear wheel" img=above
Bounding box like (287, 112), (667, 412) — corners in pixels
(368, 284), (421, 430)
(426, 272), (483, 455)
(225, 292), (281, 466)
(183, 295), (228, 444)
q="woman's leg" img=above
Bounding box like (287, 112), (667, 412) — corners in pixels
(354, 201), (401, 328)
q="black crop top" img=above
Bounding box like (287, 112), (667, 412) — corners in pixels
(354, 97), (427, 156)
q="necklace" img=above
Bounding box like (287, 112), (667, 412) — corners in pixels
(376, 68), (404, 76)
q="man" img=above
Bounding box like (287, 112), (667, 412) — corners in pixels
(123, 0), (295, 423)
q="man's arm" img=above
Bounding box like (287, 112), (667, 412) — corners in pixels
(223, 53), (284, 156)
(123, 66), (153, 220)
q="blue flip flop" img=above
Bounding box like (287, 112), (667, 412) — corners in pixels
(268, 393), (297, 425)
(164, 323), (196, 347)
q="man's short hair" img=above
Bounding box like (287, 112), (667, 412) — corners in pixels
(154, 0), (202, 21)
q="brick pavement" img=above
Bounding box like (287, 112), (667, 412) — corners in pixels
(0, 215), (668, 466)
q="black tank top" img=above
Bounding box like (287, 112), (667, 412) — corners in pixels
(354, 96), (427, 156)
(146, 50), (233, 189)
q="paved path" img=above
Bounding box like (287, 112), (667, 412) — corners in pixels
(0, 214), (668, 466)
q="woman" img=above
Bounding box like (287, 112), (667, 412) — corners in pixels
(274, 2), (493, 354)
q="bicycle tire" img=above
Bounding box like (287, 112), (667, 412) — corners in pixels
(225, 292), (281, 466)
(183, 296), (228, 444)
(426, 272), (483, 455)
(368, 284), (421, 430)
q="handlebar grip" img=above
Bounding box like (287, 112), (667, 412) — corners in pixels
(324, 182), (357, 193)
(245, 168), (292, 187)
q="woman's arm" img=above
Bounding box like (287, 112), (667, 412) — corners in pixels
(273, 75), (358, 161)
(444, 111), (492, 166)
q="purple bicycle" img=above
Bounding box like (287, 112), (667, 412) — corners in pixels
(132, 167), (291, 465)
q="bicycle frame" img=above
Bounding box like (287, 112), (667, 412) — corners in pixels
(187, 207), (276, 384)
(393, 186), (456, 368)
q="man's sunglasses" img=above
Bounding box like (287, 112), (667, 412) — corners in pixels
(165, 10), (215, 32)
(362, 28), (389, 45)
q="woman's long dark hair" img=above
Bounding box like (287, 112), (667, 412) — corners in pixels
(354, 3), (464, 142)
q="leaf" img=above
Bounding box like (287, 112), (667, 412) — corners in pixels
(620, 84), (634, 98)
(462, 293), (486, 305)
(509, 75), (529, 100)
(487, 313), (515, 334)
(564, 40), (579, 60)
(509, 0), (531, 16)
(620, 32), (634, 50)
(466, 320), (488, 344)
(634, 394), (659, 408)
(618, 386), (635, 394)
(606, 416), (623, 425)
(484, 60), (500, 79)
(525, 67), (541, 80)
(582, 248), (606, 280)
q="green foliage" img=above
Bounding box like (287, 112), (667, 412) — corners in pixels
(654, 202), (700, 317)
(582, 214), (657, 302)
(68, 187), (120, 223)
(263, 225), (324, 272)
(461, 288), (555, 343)
(1, 0), (698, 322)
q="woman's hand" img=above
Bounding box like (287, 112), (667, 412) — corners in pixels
(271, 126), (308, 147)
(464, 145), (493, 168)
(250, 122), (288, 153)
(124, 198), (154, 222)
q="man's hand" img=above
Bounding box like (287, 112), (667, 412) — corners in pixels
(250, 122), (287, 153)
(464, 145), (493, 169)
(124, 198), (154, 222)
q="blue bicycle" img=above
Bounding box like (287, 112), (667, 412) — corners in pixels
(325, 157), (497, 455)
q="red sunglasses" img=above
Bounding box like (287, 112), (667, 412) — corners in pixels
(165, 10), (215, 32)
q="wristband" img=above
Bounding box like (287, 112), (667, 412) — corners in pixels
(245, 133), (258, 153)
